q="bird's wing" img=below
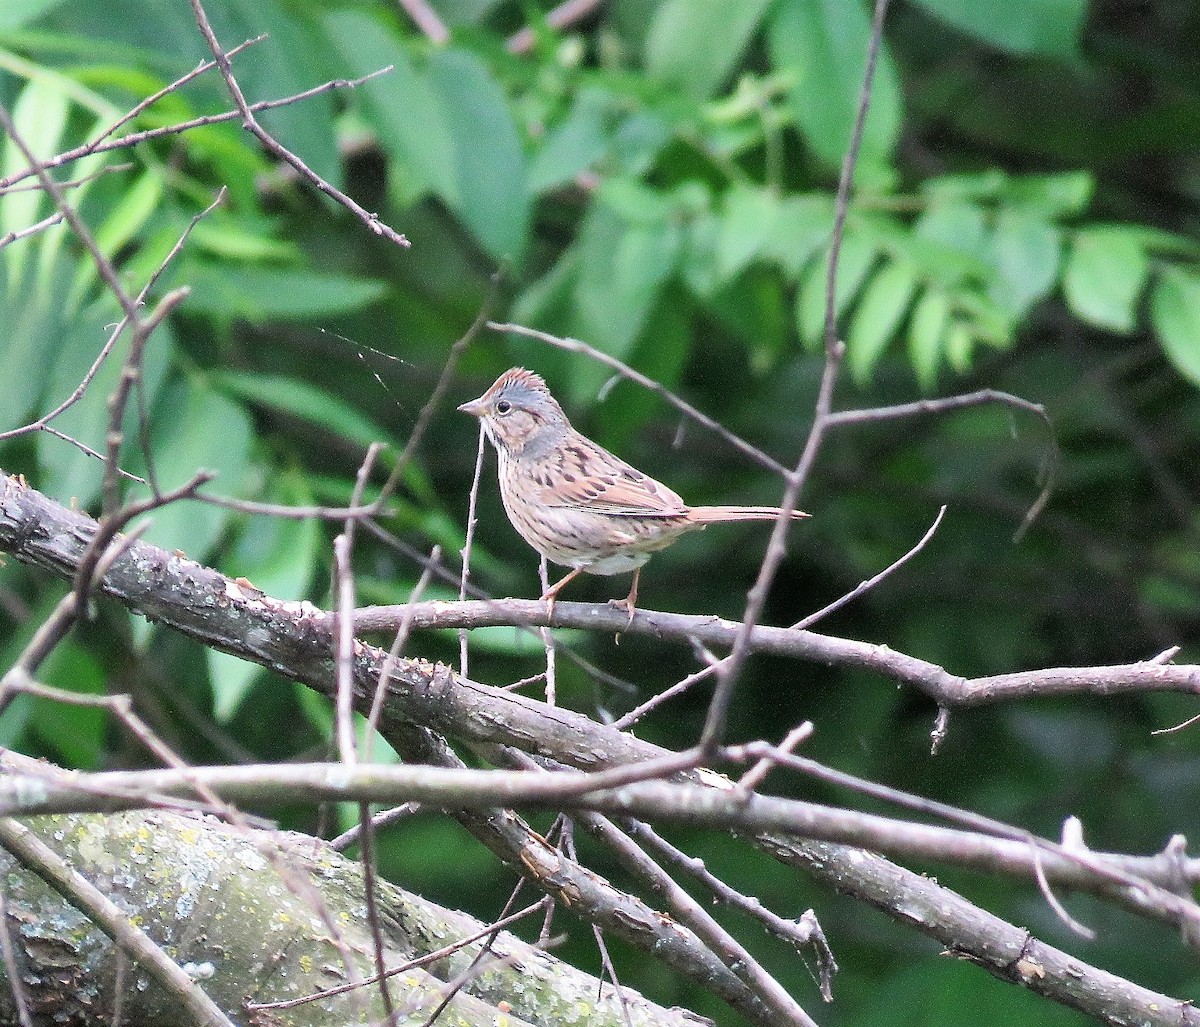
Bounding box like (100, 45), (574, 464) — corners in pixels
(539, 437), (688, 518)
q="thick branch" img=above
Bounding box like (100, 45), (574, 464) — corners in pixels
(4, 757), (1197, 931)
(0, 808), (696, 1027)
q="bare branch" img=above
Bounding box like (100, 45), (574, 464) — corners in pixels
(188, 0), (409, 248)
(700, 0), (894, 754)
(397, 0), (450, 44)
(507, 0), (606, 55)
(353, 598), (1200, 707)
(790, 505), (945, 630)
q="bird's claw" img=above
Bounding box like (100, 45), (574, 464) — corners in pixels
(608, 595), (636, 629)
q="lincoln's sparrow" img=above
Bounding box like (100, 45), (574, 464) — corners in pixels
(458, 367), (809, 617)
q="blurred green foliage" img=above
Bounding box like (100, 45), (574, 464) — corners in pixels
(1, 0), (1199, 1024)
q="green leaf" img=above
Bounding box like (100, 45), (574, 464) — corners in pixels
(796, 233), (878, 347)
(1005, 172), (1093, 218)
(988, 208), (1061, 318)
(922, 170), (1010, 202)
(572, 192), (682, 360)
(38, 295), (171, 507)
(188, 218), (300, 263)
(1152, 268), (1200, 388)
(914, 199), (989, 263)
(768, 0), (902, 185)
(181, 265), (387, 322)
(0, 594), (106, 765)
(909, 0), (1085, 56)
(761, 194), (835, 278)
(510, 247), (580, 334)
(707, 267), (788, 370)
(596, 177), (681, 224)
(609, 110), (673, 178)
(0, 0), (72, 28)
(944, 320), (974, 372)
(211, 371), (389, 450)
(951, 292), (1013, 349)
(132, 376), (253, 565)
(621, 287), (693, 419)
(862, 213), (990, 287)
(67, 170), (162, 311)
(1, 80), (69, 278)
(716, 184), (780, 282)
(426, 48), (531, 264)
(0, 265), (52, 428)
(31, 642), (107, 768)
(323, 12), (453, 205)
(847, 258), (919, 384)
(908, 289), (951, 391)
(529, 87), (612, 194)
(645, 0), (773, 100)
(1063, 226), (1150, 334)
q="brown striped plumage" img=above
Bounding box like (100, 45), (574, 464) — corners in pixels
(458, 368), (809, 617)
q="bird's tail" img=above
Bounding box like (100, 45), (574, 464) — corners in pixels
(687, 505), (810, 524)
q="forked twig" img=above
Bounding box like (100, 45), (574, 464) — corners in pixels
(188, 0), (409, 249)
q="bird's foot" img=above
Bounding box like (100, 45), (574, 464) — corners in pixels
(608, 570), (640, 632)
(607, 595), (636, 625)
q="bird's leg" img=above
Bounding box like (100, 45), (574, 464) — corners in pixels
(608, 567), (640, 627)
(542, 567), (584, 621)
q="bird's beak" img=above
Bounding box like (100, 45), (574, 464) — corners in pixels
(457, 396), (487, 418)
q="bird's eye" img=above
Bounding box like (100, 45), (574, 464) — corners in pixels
(496, 399), (512, 415)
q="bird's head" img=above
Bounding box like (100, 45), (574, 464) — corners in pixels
(458, 368), (569, 455)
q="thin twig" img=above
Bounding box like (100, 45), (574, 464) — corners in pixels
(0, 66), (393, 194)
(506, 0), (606, 54)
(0, 38), (265, 194)
(538, 555), (558, 706)
(701, 0), (893, 753)
(353, 596), (1200, 707)
(334, 444), (384, 766)
(737, 721), (814, 793)
(396, 0), (449, 43)
(367, 546), (442, 756)
(0, 189), (223, 449)
(0, 890), (33, 1027)
(790, 505), (945, 630)
(188, 0), (409, 248)
(329, 802), (420, 852)
(460, 428), (487, 678)
(372, 274), (500, 514)
(825, 391), (1057, 539)
(246, 896), (550, 1011)
(624, 819), (837, 1000)
(611, 656), (724, 730)
(0, 209), (65, 248)
(361, 518), (639, 695)
(574, 812), (818, 1027)
(1030, 840), (1095, 940)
